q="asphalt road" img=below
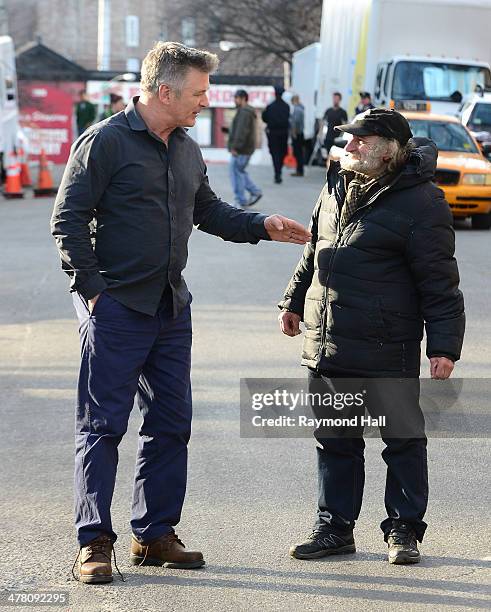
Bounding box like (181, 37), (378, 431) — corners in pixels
(0, 163), (490, 611)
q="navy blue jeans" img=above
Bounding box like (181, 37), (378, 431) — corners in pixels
(72, 290), (192, 546)
(309, 370), (428, 542)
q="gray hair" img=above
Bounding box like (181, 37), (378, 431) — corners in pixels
(141, 41), (219, 95)
(385, 139), (414, 173)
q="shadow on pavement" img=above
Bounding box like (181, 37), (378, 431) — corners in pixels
(103, 560), (490, 607)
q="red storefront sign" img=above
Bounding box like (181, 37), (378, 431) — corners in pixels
(18, 81), (84, 164)
(207, 85), (275, 108)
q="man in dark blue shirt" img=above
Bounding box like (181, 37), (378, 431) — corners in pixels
(51, 42), (311, 584)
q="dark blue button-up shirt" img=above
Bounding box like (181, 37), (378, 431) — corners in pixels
(51, 97), (270, 316)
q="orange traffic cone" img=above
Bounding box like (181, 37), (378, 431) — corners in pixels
(34, 149), (57, 197)
(3, 151), (24, 199)
(18, 147), (32, 187)
(284, 145), (296, 168)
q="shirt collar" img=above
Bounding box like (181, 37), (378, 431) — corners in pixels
(125, 95), (188, 141)
(125, 96), (148, 131)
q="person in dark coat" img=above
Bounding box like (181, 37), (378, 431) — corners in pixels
(262, 85), (290, 183)
(323, 92), (348, 154)
(75, 90), (96, 136)
(355, 91), (375, 116)
(278, 108), (465, 565)
(227, 89), (262, 207)
(99, 94), (126, 121)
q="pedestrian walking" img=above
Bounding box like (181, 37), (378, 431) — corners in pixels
(262, 86), (290, 183)
(290, 95), (305, 177)
(51, 41), (311, 585)
(278, 109), (465, 565)
(75, 90), (96, 137)
(323, 92), (348, 155)
(228, 89), (262, 207)
(354, 91), (375, 116)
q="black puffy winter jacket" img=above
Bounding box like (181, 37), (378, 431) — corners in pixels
(278, 138), (465, 376)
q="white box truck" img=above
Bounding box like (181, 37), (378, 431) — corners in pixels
(308, 0), (491, 122)
(291, 43), (321, 140)
(0, 35), (20, 177)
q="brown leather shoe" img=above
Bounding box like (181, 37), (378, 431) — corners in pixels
(77, 535), (114, 584)
(130, 532), (205, 569)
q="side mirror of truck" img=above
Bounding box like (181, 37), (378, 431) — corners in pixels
(450, 90), (463, 104)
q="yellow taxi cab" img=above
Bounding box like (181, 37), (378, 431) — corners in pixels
(404, 112), (491, 229)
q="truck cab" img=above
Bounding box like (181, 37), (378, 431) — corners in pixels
(459, 90), (491, 156)
(373, 56), (491, 116)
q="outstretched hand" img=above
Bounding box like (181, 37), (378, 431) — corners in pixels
(264, 215), (312, 244)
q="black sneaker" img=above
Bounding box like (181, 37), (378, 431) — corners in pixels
(290, 531), (356, 559)
(387, 523), (421, 564)
(243, 193), (263, 207)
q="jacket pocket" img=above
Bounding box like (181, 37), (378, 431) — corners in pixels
(379, 306), (424, 342)
(326, 290), (389, 343)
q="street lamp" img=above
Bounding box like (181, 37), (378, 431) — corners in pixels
(111, 73), (137, 82)
(219, 40), (249, 52)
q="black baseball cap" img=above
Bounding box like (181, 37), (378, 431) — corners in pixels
(336, 108), (413, 145)
(359, 91), (371, 98)
(234, 89), (248, 98)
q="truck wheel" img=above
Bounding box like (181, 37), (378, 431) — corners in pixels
(471, 213), (491, 230)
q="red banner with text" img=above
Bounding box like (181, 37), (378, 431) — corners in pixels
(18, 81), (84, 164)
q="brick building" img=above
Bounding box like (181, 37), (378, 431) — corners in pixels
(6, 1), (320, 163)
(4, 0), (166, 73)
(3, 0), (291, 78)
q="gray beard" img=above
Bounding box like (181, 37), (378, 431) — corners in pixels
(339, 153), (387, 177)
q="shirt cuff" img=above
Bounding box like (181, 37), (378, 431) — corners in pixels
(277, 297), (305, 319)
(427, 352), (457, 363)
(251, 213), (271, 241)
(75, 273), (108, 300)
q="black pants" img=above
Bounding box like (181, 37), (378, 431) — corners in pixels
(309, 369), (428, 542)
(266, 131), (288, 180)
(291, 133), (304, 175)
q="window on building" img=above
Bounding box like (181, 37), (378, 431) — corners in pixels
(126, 15), (140, 48)
(181, 17), (196, 47)
(126, 58), (140, 72)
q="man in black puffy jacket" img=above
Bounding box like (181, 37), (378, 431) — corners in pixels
(278, 109), (465, 565)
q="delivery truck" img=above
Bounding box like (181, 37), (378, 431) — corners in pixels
(296, 0), (491, 132)
(291, 43), (321, 141)
(0, 35), (20, 179)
